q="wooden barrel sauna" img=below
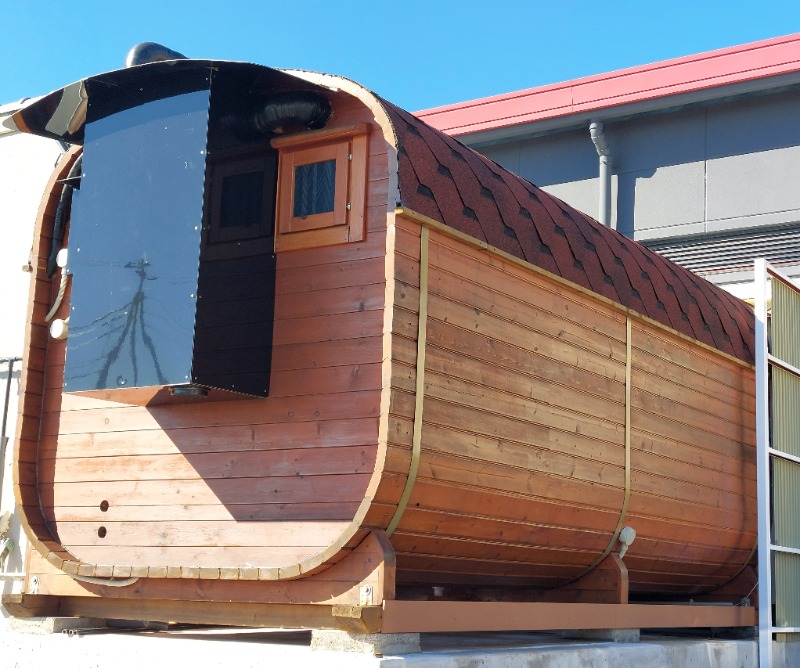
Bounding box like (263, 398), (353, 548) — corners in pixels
(8, 60), (756, 621)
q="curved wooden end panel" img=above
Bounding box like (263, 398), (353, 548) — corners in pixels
(13, 147), (83, 572)
(16, 122), (397, 581)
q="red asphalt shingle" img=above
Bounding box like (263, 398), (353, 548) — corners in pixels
(380, 98), (755, 365)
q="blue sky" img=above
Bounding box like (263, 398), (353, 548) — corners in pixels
(3, 1), (800, 112)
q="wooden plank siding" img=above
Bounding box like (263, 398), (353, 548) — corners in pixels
(387, 215), (756, 594)
(22, 94), (395, 581)
(387, 217), (626, 587)
(625, 322), (756, 593)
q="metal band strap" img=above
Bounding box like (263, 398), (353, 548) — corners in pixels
(558, 315), (633, 585)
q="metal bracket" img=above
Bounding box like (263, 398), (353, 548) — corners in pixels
(359, 584), (373, 606)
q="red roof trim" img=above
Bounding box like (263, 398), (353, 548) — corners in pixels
(416, 33), (800, 136)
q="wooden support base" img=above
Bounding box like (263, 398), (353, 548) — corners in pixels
(2, 593), (384, 633)
(3, 532), (756, 635)
(2, 595), (756, 635)
(379, 601), (757, 634)
(2, 594), (61, 619)
(535, 553), (628, 604)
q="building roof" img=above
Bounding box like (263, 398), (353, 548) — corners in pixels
(416, 33), (800, 140)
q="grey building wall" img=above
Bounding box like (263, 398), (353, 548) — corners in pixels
(466, 86), (800, 290)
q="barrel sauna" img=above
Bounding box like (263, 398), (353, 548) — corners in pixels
(5, 59), (756, 630)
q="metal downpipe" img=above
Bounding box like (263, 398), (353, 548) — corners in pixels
(590, 120), (612, 228)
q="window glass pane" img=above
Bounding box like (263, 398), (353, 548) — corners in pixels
(220, 170), (264, 228)
(293, 159), (336, 217)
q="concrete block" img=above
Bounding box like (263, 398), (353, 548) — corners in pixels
(559, 627), (640, 642)
(8, 616), (108, 635)
(311, 630), (421, 654)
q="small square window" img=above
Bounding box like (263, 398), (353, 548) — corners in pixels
(206, 148), (277, 246)
(273, 123), (369, 251)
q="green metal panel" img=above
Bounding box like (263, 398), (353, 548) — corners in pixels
(776, 552), (800, 628)
(772, 366), (800, 459)
(772, 277), (800, 369)
(774, 457), (800, 549)
(769, 270), (800, 647)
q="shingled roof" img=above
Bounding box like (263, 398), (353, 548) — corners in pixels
(380, 99), (755, 365)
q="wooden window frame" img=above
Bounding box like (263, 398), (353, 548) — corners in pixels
(208, 152), (274, 244)
(272, 122), (370, 252)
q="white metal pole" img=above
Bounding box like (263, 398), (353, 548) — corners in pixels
(755, 258), (772, 668)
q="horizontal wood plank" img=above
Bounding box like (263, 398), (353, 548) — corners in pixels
(412, 450), (625, 513)
(41, 445), (378, 484)
(46, 502), (360, 523)
(274, 282), (385, 320)
(421, 385), (625, 448)
(65, 545), (326, 569)
(44, 473), (373, 508)
(55, 519), (349, 548)
(40, 417), (379, 459)
(276, 257), (387, 295)
(44, 390), (382, 436)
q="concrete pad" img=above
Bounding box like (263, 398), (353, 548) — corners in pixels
(0, 623), (795, 667)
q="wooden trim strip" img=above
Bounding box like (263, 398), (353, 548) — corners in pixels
(380, 600), (756, 633)
(3, 594), (384, 633)
(3, 592), (755, 633)
(396, 207), (753, 370)
(270, 122), (371, 150)
(386, 226), (429, 536)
